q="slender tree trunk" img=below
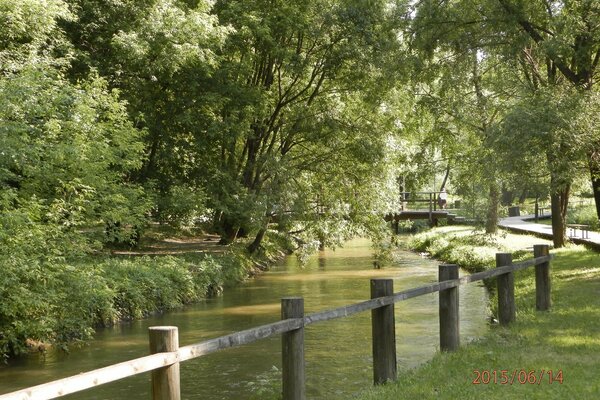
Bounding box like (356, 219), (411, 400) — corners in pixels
(439, 163), (450, 191)
(218, 216), (240, 245)
(138, 131), (161, 182)
(518, 190), (528, 204)
(550, 176), (570, 248)
(247, 227), (267, 254)
(500, 185), (514, 206)
(485, 183), (500, 234)
(589, 150), (600, 219)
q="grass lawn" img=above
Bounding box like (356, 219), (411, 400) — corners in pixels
(355, 228), (600, 400)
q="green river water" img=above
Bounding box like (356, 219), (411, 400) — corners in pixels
(0, 238), (489, 399)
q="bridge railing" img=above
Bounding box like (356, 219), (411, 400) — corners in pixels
(0, 245), (553, 400)
(399, 191), (447, 211)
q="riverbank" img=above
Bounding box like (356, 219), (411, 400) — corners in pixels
(356, 226), (600, 399)
(0, 237), (490, 399)
(0, 228), (292, 359)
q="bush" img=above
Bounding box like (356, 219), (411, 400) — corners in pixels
(407, 230), (514, 274)
(0, 246), (257, 359)
(155, 185), (207, 229)
(568, 205), (599, 230)
(0, 194), (284, 359)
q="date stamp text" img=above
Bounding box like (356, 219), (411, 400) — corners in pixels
(472, 369), (563, 385)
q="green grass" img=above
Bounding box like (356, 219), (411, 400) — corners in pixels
(406, 226), (553, 274)
(355, 229), (600, 400)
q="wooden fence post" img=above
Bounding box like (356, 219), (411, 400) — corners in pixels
(370, 278), (397, 385)
(282, 297), (305, 400)
(496, 253), (515, 325)
(438, 264), (459, 351)
(149, 326), (180, 400)
(534, 244), (551, 311)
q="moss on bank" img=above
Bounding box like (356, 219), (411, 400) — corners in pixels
(355, 227), (600, 400)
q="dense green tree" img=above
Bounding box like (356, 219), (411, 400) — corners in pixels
(493, 88), (594, 245)
(0, 0), (153, 357)
(60, 0), (410, 250)
(1, 0), (149, 243)
(63, 0), (229, 225)
(406, 19), (513, 233)
(203, 0), (406, 249)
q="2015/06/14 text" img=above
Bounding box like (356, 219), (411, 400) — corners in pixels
(472, 369), (563, 385)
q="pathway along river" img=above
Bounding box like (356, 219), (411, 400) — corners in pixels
(0, 239), (489, 399)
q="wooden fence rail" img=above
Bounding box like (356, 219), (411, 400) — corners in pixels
(0, 246), (554, 400)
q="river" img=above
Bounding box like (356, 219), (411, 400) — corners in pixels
(0, 238), (489, 399)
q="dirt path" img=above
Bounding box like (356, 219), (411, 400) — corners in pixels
(111, 232), (227, 256)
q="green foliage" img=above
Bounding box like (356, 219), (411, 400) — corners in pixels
(155, 185), (208, 229)
(0, 63), (151, 244)
(102, 257), (196, 320)
(0, 0), (73, 72)
(568, 205), (600, 230)
(0, 248), (256, 359)
(64, 0), (230, 229)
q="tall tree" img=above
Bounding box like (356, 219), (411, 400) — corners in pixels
(494, 0), (600, 220)
(409, 5), (514, 233)
(205, 0), (406, 249)
(1, 0), (148, 245)
(63, 0), (229, 224)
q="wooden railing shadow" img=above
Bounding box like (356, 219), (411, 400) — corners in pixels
(0, 245), (553, 400)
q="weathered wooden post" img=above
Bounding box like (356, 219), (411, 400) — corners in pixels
(496, 253), (515, 325)
(438, 264), (459, 351)
(534, 244), (551, 311)
(149, 326), (180, 400)
(370, 278), (397, 384)
(282, 297), (305, 400)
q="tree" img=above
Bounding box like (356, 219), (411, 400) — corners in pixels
(63, 0), (229, 225)
(493, 0), (600, 220)
(1, 0), (149, 245)
(493, 89), (593, 246)
(410, 0), (600, 244)
(408, 6), (515, 233)
(201, 0), (406, 249)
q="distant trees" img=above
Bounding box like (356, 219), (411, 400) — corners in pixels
(409, 0), (600, 246)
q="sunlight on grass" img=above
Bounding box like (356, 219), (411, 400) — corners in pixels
(549, 335), (600, 348)
(555, 267), (600, 281)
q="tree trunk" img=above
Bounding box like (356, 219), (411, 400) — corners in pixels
(518, 190), (528, 204)
(247, 227), (267, 254)
(439, 163), (450, 191)
(589, 150), (600, 220)
(485, 183), (500, 234)
(500, 185), (514, 206)
(217, 216), (240, 245)
(550, 178), (570, 248)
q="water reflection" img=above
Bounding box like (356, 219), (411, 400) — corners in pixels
(0, 238), (489, 399)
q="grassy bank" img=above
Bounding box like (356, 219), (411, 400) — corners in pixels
(0, 229), (290, 360)
(355, 226), (600, 399)
(406, 226), (553, 274)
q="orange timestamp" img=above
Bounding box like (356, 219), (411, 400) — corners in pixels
(472, 369), (563, 385)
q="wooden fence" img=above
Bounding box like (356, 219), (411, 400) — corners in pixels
(0, 245), (553, 400)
